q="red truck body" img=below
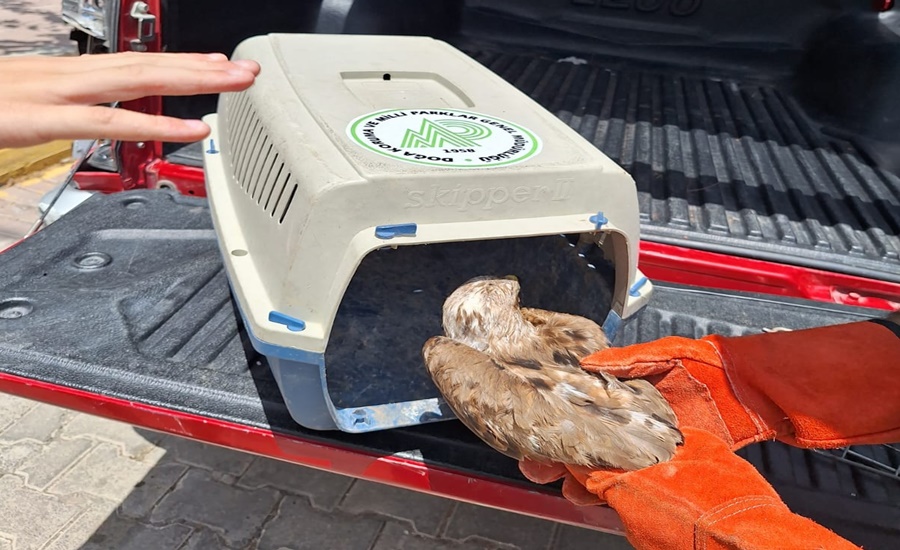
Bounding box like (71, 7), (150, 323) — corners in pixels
(4, 0), (898, 545)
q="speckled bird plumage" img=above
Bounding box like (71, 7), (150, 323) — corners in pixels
(422, 276), (683, 471)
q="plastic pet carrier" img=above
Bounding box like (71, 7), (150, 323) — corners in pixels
(202, 34), (651, 432)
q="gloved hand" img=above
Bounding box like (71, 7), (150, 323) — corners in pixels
(580, 318), (900, 451)
(520, 318), (900, 486)
(519, 317), (900, 549)
(525, 428), (861, 550)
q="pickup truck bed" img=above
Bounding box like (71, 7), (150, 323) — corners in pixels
(161, 1), (900, 284)
(0, 190), (896, 548)
(469, 44), (900, 283)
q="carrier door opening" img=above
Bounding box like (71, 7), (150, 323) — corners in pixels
(324, 233), (617, 410)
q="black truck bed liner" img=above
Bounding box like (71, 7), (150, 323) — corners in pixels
(459, 45), (900, 283)
(0, 191), (896, 548)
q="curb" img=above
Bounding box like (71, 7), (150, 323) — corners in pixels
(0, 141), (72, 185)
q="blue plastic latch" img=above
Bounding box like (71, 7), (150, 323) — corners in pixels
(268, 311), (306, 332)
(589, 211), (608, 229)
(375, 223), (417, 240)
(206, 139), (219, 154)
(629, 276), (649, 297)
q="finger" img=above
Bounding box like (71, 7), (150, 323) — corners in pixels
(580, 336), (721, 377)
(580, 467), (628, 498)
(519, 460), (606, 506)
(1, 103), (211, 147)
(564, 464), (600, 486)
(47, 64), (257, 105)
(64, 52), (259, 76)
(0, 52), (235, 74)
(233, 59), (261, 73)
(519, 459), (569, 484)
(0, 54), (258, 103)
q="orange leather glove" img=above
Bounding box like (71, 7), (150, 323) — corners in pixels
(525, 428), (861, 550)
(519, 318), (900, 549)
(580, 318), (900, 451)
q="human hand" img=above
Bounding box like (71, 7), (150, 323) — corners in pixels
(578, 335), (778, 451)
(517, 333), (778, 506)
(0, 52), (259, 148)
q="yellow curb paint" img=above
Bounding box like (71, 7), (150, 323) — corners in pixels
(0, 141), (72, 184)
(18, 163), (73, 187)
(0, 162), (73, 200)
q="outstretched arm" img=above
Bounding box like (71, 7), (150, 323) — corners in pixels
(580, 313), (900, 450)
(0, 52), (259, 148)
(521, 311), (900, 549)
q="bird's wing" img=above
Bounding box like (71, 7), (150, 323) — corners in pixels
(498, 355), (683, 469)
(424, 336), (682, 469)
(422, 336), (527, 460)
(622, 379), (679, 426)
(518, 308), (678, 426)
(520, 308), (609, 367)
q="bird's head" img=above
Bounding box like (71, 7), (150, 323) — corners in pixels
(442, 276), (525, 350)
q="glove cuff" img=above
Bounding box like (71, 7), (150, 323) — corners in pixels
(712, 319), (900, 448)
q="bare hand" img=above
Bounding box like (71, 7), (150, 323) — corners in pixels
(0, 52), (260, 148)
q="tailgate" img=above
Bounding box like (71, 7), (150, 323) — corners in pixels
(0, 190), (896, 547)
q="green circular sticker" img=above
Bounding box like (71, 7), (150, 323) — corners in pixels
(347, 109), (542, 168)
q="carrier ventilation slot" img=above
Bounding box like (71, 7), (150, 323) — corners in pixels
(224, 92), (297, 223)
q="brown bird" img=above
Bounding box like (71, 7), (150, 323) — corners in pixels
(422, 276), (683, 470)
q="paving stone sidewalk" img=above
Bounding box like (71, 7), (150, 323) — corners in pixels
(0, 165), (632, 549)
(0, 387), (631, 549)
(0, 0), (77, 57)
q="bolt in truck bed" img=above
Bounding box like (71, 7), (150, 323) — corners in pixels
(0, 191), (896, 548)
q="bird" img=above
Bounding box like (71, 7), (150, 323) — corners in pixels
(422, 276), (683, 471)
